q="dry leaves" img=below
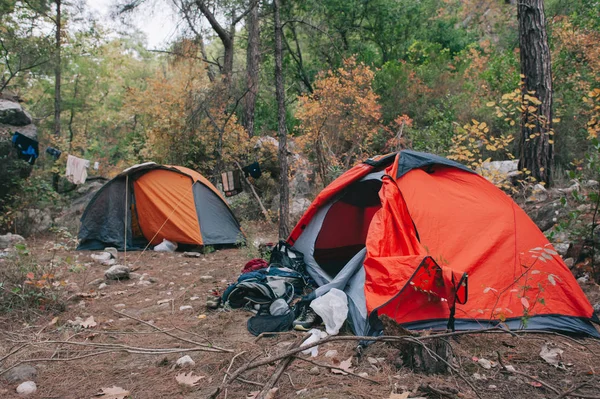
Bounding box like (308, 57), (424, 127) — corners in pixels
(331, 356), (353, 375)
(175, 372), (205, 387)
(69, 316), (97, 328)
(540, 343), (564, 368)
(94, 386), (130, 399)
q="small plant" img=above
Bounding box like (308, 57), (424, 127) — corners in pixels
(0, 243), (66, 316)
(202, 245), (215, 254)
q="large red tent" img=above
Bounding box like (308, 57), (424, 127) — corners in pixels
(288, 151), (598, 336)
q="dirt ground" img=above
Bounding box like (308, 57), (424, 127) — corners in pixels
(1, 226), (600, 399)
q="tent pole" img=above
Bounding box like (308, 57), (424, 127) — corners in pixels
(124, 175), (128, 264)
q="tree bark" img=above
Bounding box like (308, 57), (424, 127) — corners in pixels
(54, 0), (61, 138)
(244, 3), (260, 137)
(517, 0), (553, 186)
(274, 0), (290, 239)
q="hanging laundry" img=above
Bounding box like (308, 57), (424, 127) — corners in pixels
(45, 147), (62, 160)
(11, 132), (39, 165)
(242, 162), (262, 179)
(65, 154), (90, 184)
(221, 170), (243, 197)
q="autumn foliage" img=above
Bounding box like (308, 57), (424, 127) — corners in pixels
(295, 57), (389, 185)
(125, 53), (249, 178)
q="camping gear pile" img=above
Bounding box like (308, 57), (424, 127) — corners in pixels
(222, 242), (324, 336)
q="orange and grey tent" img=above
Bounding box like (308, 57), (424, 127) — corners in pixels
(288, 151), (599, 336)
(78, 163), (244, 250)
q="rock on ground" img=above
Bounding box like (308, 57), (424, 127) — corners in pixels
(104, 247), (118, 259)
(176, 355), (195, 367)
(104, 265), (130, 280)
(16, 381), (37, 395)
(2, 365), (36, 383)
(0, 233), (24, 250)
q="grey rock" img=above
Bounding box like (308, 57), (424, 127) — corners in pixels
(0, 233), (24, 250)
(554, 243), (570, 257)
(584, 180), (599, 188)
(101, 258), (117, 267)
(104, 247), (118, 259)
(87, 278), (104, 287)
(104, 265), (130, 280)
(183, 251), (202, 258)
(528, 200), (568, 232)
(199, 275), (213, 281)
(16, 381), (37, 395)
(129, 272), (142, 279)
(17, 208), (53, 234)
(308, 366), (320, 375)
(176, 355), (195, 367)
(91, 252), (112, 263)
(563, 258), (574, 269)
(0, 99), (32, 126)
(2, 365), (36, 383)
(526, 184), (548, 203)
(593, 302), (600, 313)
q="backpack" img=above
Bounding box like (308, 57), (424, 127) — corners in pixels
(269, 240), (316, 286)
(222, 268), (302, 309)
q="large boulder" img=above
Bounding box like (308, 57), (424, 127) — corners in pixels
(55, 179), (105, 232)
(0, 233), (25, 250)
(525, 200), (568, 232)
(0, 98), (38, 234)
(0, 99), (32, 127)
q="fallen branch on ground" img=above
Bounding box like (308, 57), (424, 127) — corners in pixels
(113, 310), (232, 352)
(292, 355), (380, 384)
(256, 337), (304, 399)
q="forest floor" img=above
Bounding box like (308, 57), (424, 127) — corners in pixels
(0, 224), (600, 399)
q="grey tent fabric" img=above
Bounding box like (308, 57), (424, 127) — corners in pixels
(192, 182), (243, 245)
(307, 248), (368, 336)
(78, 178), (136, 250)
(293, 171), (385, 335)
(396, 150), (474, 178)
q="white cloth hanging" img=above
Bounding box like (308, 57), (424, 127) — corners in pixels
(66, 154), (90, 184)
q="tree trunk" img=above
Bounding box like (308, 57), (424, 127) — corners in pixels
(380, 315), (450, 375)
(274, 0), (290, 239)
(196, 0), (234, 79)
(244, 3), (260, 137)
(54, 0), (61, 138)
(517, 0), (553, 186)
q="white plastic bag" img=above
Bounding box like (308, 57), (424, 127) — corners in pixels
(301, 328), (328, 357)
(154, 239), (178, 252)
(310, 288), (348, 335)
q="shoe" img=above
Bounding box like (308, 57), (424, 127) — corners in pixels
(293, 304), (320, 331)
(206, 294), (221, 310)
